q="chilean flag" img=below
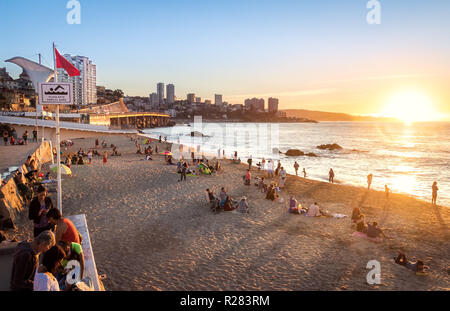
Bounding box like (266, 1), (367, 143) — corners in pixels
(55, 48), (80, 76)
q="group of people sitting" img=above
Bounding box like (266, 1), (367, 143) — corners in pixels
(288, 197), (329, 217)
(351, 207), (386, 240)
(206, 187), (249, 214)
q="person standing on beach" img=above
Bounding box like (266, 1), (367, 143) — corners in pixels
(279, 167), (287, 188)
(95, 139), (99, 149)
(432, 181), (438, 206)
(303, 168), (307, 178)
(3, 130), (8, 146)
(103, 151), (108, 165)
(217, 148), (221, 159)
(367, 174), (373, 190)
(247, 156), (252, 170)
(32, 128), (38, 142)
(261, 158), (266, 170)
(294, 161), (299, 176)
(267, 160), (274, 178)
(23, 130), (28, 145)
(234, 151), (238, 160)
(328, 168), (335, 183)
(275, 161), (281, 176)
(385, 185), (390, 199)
(87, 150), (93, 164)
(180, 161), (187, 182)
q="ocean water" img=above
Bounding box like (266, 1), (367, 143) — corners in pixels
(144, 121), (450, 207)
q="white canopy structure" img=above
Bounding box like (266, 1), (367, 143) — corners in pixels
(5, 57), (54, 115)
(5, 56), (54, 91)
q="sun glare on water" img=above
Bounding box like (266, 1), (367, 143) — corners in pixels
(382, 90), (441, 123)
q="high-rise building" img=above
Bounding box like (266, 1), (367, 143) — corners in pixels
(157, 82), (165, 104)
(187, 93), (196, 104)
(268, 97), (279, 113)
(150, 92), (158, 107)
(195, 97), (202, 104)
(204, 99), (212, 105)
(57, 54), (96, 107)
(245, 98), (264, 111)
(214, 94), (223, 106)
(166, 84), (175, 104)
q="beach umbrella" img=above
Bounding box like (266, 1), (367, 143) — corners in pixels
(50, 164), (72, 176)
(164, 151), (172, 155)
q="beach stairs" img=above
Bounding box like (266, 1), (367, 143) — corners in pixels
(67, 214), (104, 291)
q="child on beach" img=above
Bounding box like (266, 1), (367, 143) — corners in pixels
(103, 152), (108, 165)
(87, 150), (93, 164)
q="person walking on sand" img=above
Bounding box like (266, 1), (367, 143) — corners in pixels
(103, 151), (108, 165)
(294, 161), (299, 176)
(432, 181), (438, 206)
(367, 173), (373, 190)
(303, 168), (307, 178)
(95, 138), (99, 149)
(328, 168), (335, 183)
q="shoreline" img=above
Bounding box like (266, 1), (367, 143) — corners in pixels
(6, 134), (449, 290)
(140, 132), (449, 210)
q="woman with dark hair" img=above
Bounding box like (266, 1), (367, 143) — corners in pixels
(33, 245), (66, 291)
(28, 185), (54, 237)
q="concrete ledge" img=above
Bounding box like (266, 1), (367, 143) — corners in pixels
(66, 214), (103, 291)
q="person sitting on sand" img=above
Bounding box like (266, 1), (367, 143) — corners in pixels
(265, 184), (278, 201)
(356, 214), (367, 233)
(367, 222), (386, 239)
(47, 208), (81, 245)
(305, 202), (321, 217)
(351, 207), (361, 223)
(219, 188), (227, 207)
(288, 196), (299, 214)
(236, 197), (249, 214)
(223, 196), (237, 211)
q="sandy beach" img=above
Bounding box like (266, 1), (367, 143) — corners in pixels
(6, 135), (449, 291)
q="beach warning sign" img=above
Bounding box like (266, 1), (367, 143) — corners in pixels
(39, 82), (73, 105)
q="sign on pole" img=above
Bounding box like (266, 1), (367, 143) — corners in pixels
(38, 82), (73, 105)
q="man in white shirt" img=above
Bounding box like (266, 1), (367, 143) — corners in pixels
(306, 202), (321, 217)
(267, 160), (274, 178)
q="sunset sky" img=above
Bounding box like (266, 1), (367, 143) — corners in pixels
(1, 0), (449, 119)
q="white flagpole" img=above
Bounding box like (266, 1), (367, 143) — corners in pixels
(53, 42), (62, 214)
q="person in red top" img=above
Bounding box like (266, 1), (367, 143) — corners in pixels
(46, 208), (81, 244)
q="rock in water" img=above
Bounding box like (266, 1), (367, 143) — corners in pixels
(316, 143), (343, 150)
(285, 149), (304, 156)
(306, 152), (318, 157)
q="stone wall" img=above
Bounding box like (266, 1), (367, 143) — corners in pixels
(0, 141), (52, 229)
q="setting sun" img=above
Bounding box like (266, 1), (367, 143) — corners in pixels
(382, 90), (441, 123)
